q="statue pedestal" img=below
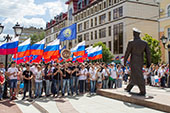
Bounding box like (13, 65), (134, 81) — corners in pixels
(97, 85), (170, 112)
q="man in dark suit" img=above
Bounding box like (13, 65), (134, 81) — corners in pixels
(124, 28), (151, 96)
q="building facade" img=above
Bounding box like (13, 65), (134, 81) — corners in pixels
(20, 27), (44, 43)
(45, 0), (159, 57)
(159, 0), (170, 63)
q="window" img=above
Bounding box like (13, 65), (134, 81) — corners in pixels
(113, 23), (123, 54)
(91, 32), (93, 40)
(99, 28), (106, 38)
(84, 0), (89, 6)
(84, 33), (89, 41)
(113, 6), (123, 19)
(95, 30), (97, 39)
(78, 35), (82, 43)
(108, 26), (111, 36)
(78, 23), (82, 32)
(69, 8), (72, 20)
(99, 4), (102, 10)
(108, 0), (112, 6)
(168, 28), (170, 40)
(95, 17), (97, 26)
(84, 12), (86, 17)
(78, 1), (82, 10)
(91, 8), (93, 14)
(99, 14), (106, 24)
(69, 41), (72, 49)
(91, 19), (93, 27)
(104, 1), (106, 8)
(95, 6), (97, 12)
(168, 5), (170, 17)
(84, 21), (89, 29)
(108, 11), (111, 21)
(109, 41), (112, 51)
(51, 27), (54, 33)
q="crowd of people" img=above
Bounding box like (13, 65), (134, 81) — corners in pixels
(0, 61), (169, 101)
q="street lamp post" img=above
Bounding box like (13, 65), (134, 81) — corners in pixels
(0, 22), (23, 98)
(161, 35), (170, 88)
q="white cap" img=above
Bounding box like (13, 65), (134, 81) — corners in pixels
(133, 28), (141, 33)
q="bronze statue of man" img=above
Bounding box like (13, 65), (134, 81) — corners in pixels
(124, 28), (151, 96)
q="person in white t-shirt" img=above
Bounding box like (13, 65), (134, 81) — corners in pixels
(96, 67), (104, 89)
(116, 64), (123, 88)
(109, 64), (117, 89)
(78, 64), (88, 94)
(89, 66), (97, 95)
(7, 62), (18, 100)
(159, 65), (166, 88)
(102, 64), (110, 89)
(30, 63), (38, 95)
(35, 65), (44, 98)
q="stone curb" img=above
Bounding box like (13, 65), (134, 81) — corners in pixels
(97, 89), (170, 113)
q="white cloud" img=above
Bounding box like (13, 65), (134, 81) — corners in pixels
(43, 1), (67, 18)
(0, 0), (67, 35)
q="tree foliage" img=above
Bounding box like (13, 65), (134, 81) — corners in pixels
(30, 32), (45, 45)
(142, 34), (161, 64)
(93, 41), (114, 63)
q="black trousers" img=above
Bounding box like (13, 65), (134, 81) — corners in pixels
(79, 80), (85, 93)
(23, 81), (32, 98)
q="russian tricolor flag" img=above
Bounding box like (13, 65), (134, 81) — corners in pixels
(88, 46), (102, 60)
(43, 38), (60, 60)
(0, 37), (19, 55)
(73, 41), (85, 57)
(31, 39), (45, 56)
(13, 38), (31, 58)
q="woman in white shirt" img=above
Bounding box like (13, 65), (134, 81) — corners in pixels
(102, 64), (110, 89)
(116, 64), (123, 88)
(96, 67), (104, 89)
(159, 65), (166, 88)
(35, 65), (44, 98)
(78, 64), (87, 94)
(89, 66), (97, 95)
(109, 64), (117, 89)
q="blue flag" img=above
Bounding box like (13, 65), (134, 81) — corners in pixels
(57, 23), (77, 41)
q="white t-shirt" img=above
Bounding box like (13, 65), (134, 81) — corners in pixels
(97, 72), (103, 82)
(30, 66), (38, 75)
(89, 69), (96, 80)
(159, 69), (165, 77)
(79, 68), (88, 80)
(117, 69), (123, 79)
(8, 67), (18, 80)
(102, 69), (110, 77)
(35, 71), (43, 82)
(110, 67), (117, 79)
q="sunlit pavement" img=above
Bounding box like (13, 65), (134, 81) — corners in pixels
(0, 92), (163, 113)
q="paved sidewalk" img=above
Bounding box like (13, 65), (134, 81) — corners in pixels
(0, 86), (166, 113)
(0, 100), (22, 113)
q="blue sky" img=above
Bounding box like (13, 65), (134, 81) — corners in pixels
(0, 0), (68, 38)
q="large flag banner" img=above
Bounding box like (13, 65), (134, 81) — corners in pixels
(0, 37), (19, 55)
(31, 39), (45, 56)
(13, 38), (31, 58)
(73, 41), (85, 57)
(57, 23), (77, 41)
(88, 46), (102, 60)
(43, 38), (60, 60)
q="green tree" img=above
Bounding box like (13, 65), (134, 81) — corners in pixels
(30, 32), (45, 44)
(93, 41), (114, 63)
(142, 34), (161, 64)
